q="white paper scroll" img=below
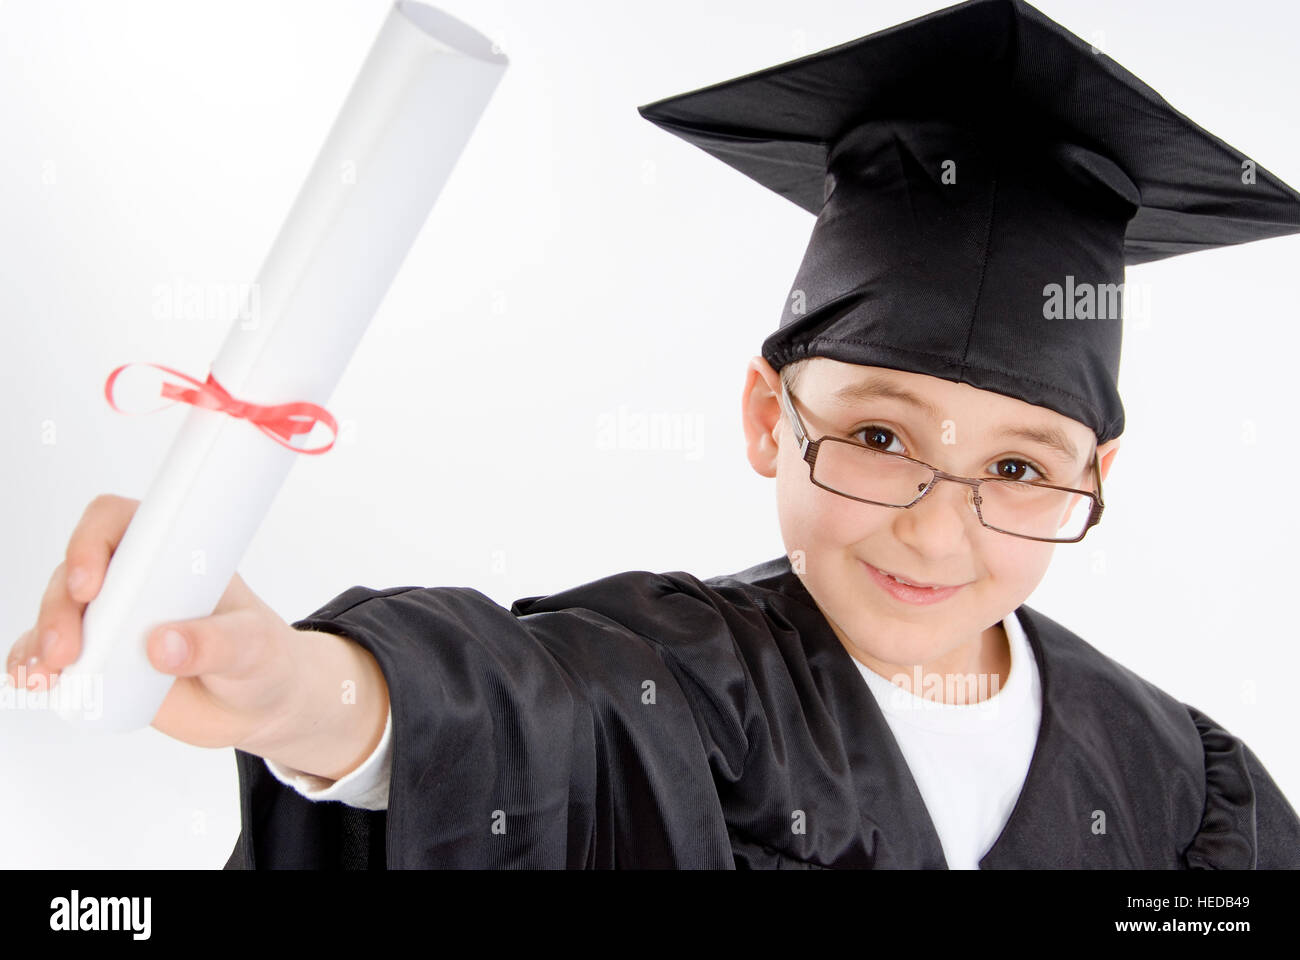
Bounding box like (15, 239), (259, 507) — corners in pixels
(53, 1), (508, 731)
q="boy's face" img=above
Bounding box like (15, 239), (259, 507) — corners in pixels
(742, 355), (1121, 674)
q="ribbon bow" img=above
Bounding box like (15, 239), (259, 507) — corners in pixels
(104, 362), (338, 455)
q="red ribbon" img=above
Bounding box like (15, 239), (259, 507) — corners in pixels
(104, 362), (338, 455)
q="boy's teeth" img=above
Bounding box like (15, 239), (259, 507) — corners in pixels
(890, 572), (932, 588)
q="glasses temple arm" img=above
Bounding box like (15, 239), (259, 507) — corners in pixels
(778, 378), (809, 451)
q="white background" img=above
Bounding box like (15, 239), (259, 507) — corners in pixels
(2, 0), (1298, 868)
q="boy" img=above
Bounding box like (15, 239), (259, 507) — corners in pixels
(14, 0), (1300, 868)
(232, 0), (1300, 868)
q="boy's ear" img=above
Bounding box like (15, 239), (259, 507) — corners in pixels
(1097, 436), (1121, 483)
(742, 356), (784, 478)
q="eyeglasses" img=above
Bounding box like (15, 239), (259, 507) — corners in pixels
(777, 375), (1105, 543)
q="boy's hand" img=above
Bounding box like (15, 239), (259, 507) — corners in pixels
(6, 493), (308, 756)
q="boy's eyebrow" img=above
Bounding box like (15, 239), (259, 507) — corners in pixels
(827, 376), (1082, 464)
(991, 425), (1081, 465)
(828, 377), (945, 421)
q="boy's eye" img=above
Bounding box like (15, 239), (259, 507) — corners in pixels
(991, 458), (1046, 483)
(850, 423), (1049, 482)
(851, 424), (905, 454)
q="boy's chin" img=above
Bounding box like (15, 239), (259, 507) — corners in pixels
(845, 613), (969, 660)
(816, 597), (955, 658)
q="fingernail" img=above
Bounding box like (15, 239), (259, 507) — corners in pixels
(160, 629), (188, 669)
(25, 655), (41, 689)
(66, 566), (88, 597)
(39, 628), (59, 661)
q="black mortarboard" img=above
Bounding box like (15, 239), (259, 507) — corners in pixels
(636, 0), (1300, 444)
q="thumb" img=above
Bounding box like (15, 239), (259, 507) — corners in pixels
(147, 609), (266, 677)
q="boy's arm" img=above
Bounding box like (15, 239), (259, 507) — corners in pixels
(225, 578), (754, 869)
(264, 704), (392, 809)
(1183, 703), (1300, 869)
(224, 623), (396, 869)
(1240, 741), (1300, 869)
(245, 629), (390, 782)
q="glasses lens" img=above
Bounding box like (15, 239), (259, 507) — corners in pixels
(977, 479), (1094, 541)
(812, 440), (933, 506)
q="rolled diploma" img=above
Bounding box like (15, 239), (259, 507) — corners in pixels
(53, 1), (508, 731)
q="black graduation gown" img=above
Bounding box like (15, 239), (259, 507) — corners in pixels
(222, 554), (1300, 869)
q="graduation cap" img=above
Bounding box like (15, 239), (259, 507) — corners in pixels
(636, 0), (1300, 445)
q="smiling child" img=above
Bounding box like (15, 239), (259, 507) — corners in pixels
(223, 0), (1300, 868)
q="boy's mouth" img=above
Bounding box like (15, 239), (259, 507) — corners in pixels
(861, 561), (971, 604)
(864, 561), (962, 589)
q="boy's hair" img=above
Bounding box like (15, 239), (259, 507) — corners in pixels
(778, 357), (812, 395)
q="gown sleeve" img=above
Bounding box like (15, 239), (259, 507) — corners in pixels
(1181, 704), (1300, 869)
(222, 574), (755, 869)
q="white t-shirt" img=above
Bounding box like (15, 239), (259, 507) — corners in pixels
(851, 611), (1041, 869)
(265, 611), (1041, 868)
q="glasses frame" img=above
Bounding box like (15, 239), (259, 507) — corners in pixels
(777, 375), (1105, 544)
